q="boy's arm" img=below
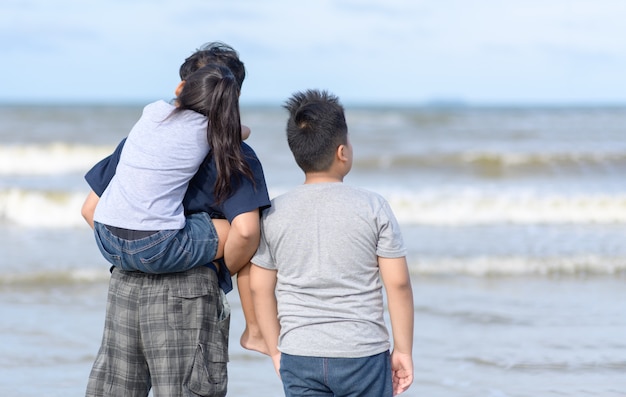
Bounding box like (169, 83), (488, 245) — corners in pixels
(379, 256), (414, 395)
(223, 209), (260, 274)
(81, 190), (100, 229)
(249, 264), (281, 375)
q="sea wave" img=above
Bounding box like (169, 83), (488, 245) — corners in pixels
(3, 187), (626, 227)
(386, 189), (626, 225)
(0, 188), (87, 227)
(0, 143), (114, 175)
(3, 142), (626, 178)
(0, 254), (621, 286)
(0, 268), (110, 286)
(407, 254), (626, 277)
(355, 149), (626, 177)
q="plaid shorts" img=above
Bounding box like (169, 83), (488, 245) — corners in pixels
(86, 266), (230, 397)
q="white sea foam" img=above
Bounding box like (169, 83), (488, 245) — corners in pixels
(0, 254), (620, 285)
(3, 187), (626, 228)
(407, 254), (626, 276)
(0, 189), (87, 227)
(0, 143), (114, 175)
(387, 189), (626, 225)
(4, 142), (626, 178)
(0, 267), (110, 286)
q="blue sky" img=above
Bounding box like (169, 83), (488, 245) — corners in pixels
(2, 0), (626, 105)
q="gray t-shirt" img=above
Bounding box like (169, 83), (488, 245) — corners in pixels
(252, 182), (407, 358)
(94, 100), (209, 230)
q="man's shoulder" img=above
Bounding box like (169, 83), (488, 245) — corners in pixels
(241, 142), (260, 159)
(197, 142), (260, 171)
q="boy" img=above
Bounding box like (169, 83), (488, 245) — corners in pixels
(250, 89), (414, 396)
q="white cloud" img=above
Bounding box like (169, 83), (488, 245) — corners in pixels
(1, 0), (626, 104)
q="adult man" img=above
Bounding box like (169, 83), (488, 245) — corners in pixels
(82, 42), (270, 397)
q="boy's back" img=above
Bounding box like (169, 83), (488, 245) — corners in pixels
(253, 182), (407, 357)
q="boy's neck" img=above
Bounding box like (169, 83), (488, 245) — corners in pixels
(303, 172), (344, 185)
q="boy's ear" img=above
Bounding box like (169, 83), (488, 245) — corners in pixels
(175, 81), (186, 97)
(337, 144), (348, 161)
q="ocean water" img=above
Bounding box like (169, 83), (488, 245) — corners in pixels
(0, 104), (625, 396)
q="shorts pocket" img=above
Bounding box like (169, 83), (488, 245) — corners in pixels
(167, 275), (212, 330)
(186, 343), (227, 397)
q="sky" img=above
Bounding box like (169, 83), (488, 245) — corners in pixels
(2, 0), (626, 106)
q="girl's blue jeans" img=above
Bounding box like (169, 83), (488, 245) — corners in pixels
(93, 212), (219, 274)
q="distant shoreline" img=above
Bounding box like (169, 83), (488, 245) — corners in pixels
(2, 101), (626, 110)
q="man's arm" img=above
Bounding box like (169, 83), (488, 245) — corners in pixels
(223, 209), (260, 274)
(81, 138), (125, 229)
(379, 256), (414, 396)
(81, 190), (100, 229)
(249, 264), (281, 375)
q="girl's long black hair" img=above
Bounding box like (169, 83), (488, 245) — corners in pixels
(174, 64), (253, 203)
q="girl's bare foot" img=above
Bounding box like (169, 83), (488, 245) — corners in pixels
(240, 326), (269, 355)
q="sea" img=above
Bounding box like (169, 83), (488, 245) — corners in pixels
(0, 103), (624, 396)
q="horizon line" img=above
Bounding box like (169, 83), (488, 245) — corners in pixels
(2, 99), (626, 109)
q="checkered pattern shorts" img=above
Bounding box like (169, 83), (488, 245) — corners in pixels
(86, 266), (230, 397)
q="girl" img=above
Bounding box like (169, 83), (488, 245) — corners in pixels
(93, 63), (253, 275)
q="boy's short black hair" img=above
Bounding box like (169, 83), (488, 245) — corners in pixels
(283, 90), (348, 173)
(179, 42), (245, 89)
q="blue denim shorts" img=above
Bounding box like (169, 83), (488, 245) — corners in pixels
(279, 351), (392, 397)
(94, 212), (219, 274)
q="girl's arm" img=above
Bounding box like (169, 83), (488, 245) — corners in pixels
(81, 190), (100, 229)
(223, 209), (260, 274)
